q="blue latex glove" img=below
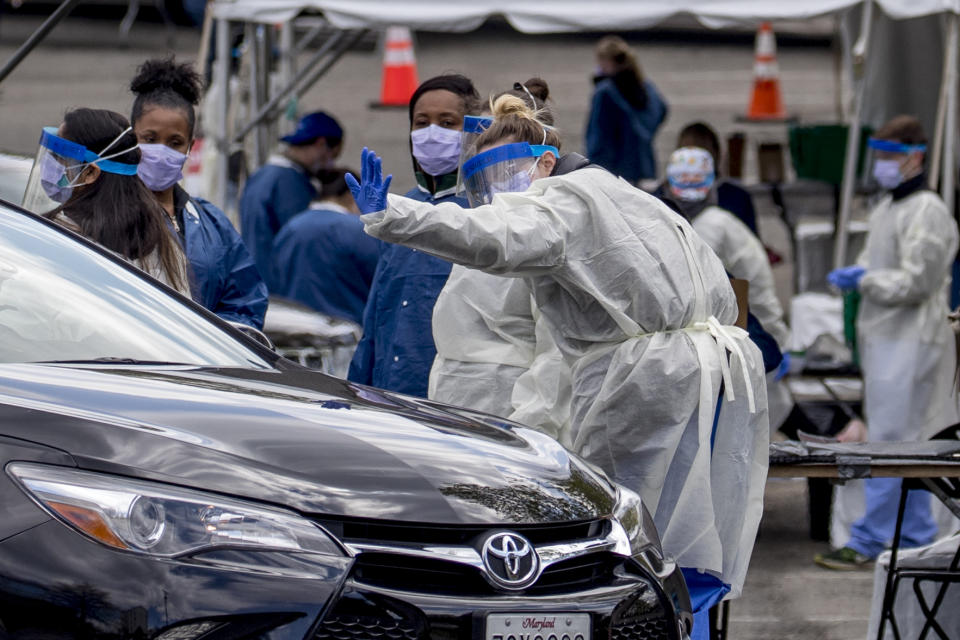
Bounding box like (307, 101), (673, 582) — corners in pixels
(827, 265), (865, 291)
(345, 147), (393, 214)
(775, 352), (791, 381)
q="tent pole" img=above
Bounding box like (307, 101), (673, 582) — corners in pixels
(280, 20), (295, 92)
(233, 30), (347, 143)
(246, 22), (262, 168)
(941, 12), (958, 214)
(833, 0), (874, 271)
(215, 18), (230, 215)
(929, 16), (955, 191)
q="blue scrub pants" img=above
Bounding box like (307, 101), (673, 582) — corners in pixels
(846, 478), (938, 559)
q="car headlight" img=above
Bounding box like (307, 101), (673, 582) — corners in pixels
(612, 485), (673, 578)
(7, 463), (344, 559)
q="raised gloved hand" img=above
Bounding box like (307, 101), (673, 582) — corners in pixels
(345, 147), (393, 214)
(775, 352), (791, 381)
(827, 265), (865, 291)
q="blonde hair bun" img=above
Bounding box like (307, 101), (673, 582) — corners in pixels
(490, 94), (541, 122)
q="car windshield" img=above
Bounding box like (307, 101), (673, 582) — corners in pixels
(0, 203), (269, 368)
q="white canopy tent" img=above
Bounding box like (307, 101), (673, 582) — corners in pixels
(204, 0), (960, 268)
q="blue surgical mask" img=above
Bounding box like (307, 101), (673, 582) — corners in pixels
(873, 159), (904, 190)
(490, 159), (540, 196)
(138, 143), (187, 192)
(411, 125), (462, 177)
(40, 153), (75, 204)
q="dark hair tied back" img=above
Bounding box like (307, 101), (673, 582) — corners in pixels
(130, 56), (204, 137)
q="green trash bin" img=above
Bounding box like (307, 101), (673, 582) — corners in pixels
(788, 124), (873, 186)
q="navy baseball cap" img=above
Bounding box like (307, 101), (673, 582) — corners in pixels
(281, 111), (344, 145)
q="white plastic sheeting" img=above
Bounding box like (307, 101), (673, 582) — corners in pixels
(209, 0), (960, 31)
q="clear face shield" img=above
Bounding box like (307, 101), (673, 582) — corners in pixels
(455, 115), (494, 196)
(22, 126), (139, 213)
(460, 142), (559, 207)
(866, 137), (926, 190)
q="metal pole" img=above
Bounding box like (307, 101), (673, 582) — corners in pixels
(215, 17), (231, 213)
(0, 0), (80, 86)
(833, 0), (874, 271)
(246, 22), (262, 168)
(280, 20), (296, 90)
(941, 13), (958, 214)
(929, 15), (955, 191)
(287, 30), (368, 105)
(233, 30), (348, 143)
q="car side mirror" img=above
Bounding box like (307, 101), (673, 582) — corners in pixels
(228, 321), (276, 352)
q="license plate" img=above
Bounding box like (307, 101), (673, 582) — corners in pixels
(485, 613), (591, 640)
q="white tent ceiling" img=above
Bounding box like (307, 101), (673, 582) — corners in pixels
(209, 0), (960, 31)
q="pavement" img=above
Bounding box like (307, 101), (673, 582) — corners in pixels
(0, 13), (878, 639)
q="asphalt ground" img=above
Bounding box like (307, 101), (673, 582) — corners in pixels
(0, 13), (875, 639)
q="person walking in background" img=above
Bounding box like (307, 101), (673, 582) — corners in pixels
(240, 110), (343, 284)
(586, 35), (668, 187)
(270, 168), (379, 325)
(347, 74), (481, 397)
(818, 115), (960, 569)
(130, 57), (268, 329)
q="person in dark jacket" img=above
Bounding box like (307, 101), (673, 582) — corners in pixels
(130, 57), (268, 328)
(270, 169), (379, 325)
(347, 74), (481, 396)
(585, 35), (668, 186)
(240, 111), (344, 284)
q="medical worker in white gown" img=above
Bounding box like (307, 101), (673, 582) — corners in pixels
(817, 116), (960, 570)
(346, 95), (770, 617)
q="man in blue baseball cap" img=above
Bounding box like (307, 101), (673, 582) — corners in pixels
(240, 110), (344, 286)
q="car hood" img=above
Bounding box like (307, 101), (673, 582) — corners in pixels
(0, 363), (616, 525)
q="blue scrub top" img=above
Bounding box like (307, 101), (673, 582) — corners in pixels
(239, 157), (317, 287)
(178, 190), (269, 329)
(270, 203), (380, 325)
(347, 186), (462, 397)
(586, 78), (668, 184)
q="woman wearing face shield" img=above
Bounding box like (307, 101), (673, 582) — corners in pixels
(428, 78), (575, 442)
(130, 57), (268, 329)
(23, 108), (189, 295)
(818, 116), (960, 570)
(347, 74), (481, 397)
(347, 96), (769, 621)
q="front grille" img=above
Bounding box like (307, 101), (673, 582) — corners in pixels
(312, 517), (607, 547)
(608, 585), (677, 640)
(314, 615), (422, 640)
(610, 616), (672, 640)
(315, 590), (428, 640)
(351, 552), (619, 597)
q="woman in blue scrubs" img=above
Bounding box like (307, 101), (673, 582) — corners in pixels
(130, 57), (268, 329)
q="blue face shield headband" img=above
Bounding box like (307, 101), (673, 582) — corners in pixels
(40, 126), (140, 176)
(462, 142), (559, 180)
(866, 138), (927, 154)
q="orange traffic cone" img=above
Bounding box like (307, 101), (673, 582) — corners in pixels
(370, 26), (419, 109)
(745, 22), (787, 120)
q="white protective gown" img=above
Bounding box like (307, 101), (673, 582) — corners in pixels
(363, 167), (769, 597)
(856, 190), (960, 442)
(429, 266), (536, 418)
(691, 205), (794, 431)
(430, 266), (573, 441)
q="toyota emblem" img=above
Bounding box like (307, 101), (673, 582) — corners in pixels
(480, 532), (541, 590)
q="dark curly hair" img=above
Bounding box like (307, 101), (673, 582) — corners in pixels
(130, 56), (204, 137)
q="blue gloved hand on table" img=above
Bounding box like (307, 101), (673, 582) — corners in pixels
(827, 265), (865, 291)
(345, 147), (393, 214)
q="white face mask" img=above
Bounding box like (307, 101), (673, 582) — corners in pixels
(873, 158), (904, 190)
(411, 125), (462, 177)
